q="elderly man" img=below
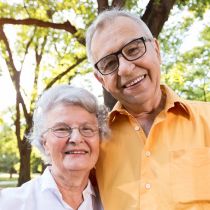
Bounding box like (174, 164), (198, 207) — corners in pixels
(86, 8), (210, 210)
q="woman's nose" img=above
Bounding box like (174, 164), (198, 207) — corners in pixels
(67, 128), (84, 144)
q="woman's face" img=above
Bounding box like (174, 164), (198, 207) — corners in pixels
(42, 104), (100, 175)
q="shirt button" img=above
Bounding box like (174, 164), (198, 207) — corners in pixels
(145, 151), (151, 157)
(134, 126), (140, 131)
(145, 183), (151, 189)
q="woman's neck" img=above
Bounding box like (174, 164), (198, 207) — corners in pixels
(50, 167), (90, 209)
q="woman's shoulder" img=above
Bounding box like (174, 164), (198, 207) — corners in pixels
(0, 176), (42, 209)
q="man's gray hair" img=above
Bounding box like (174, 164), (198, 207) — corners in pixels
(86, 8), (153, 64)
(28, 84), (110, 163)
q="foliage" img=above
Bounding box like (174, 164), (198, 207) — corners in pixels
(30, 149), (43, 174)
(0, 0), (95, 184)
(177, 0), (210, 19)
(160, 6), (210, 101)
(0, 117), (19, 173)
(0, 0), (209, 184)
(172, 25), (210, 101)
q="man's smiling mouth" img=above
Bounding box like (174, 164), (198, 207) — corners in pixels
(124, 74), (146, 88)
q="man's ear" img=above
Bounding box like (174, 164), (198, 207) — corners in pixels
(94, 71), (105, 86)
(153, 38), (161, 63)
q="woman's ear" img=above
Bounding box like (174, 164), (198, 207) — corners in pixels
(42, 137), (50, 155)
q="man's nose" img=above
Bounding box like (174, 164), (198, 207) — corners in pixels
(117, 55), (135, 76)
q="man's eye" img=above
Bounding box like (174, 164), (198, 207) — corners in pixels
(100, 55), (117, 71)
(104, 59), (117, 69)
(125, 46), (140, 56)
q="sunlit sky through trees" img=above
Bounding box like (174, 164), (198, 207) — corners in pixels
(0, 2), (209, 112)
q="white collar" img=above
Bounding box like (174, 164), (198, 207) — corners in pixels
(40, 167), (96, 197)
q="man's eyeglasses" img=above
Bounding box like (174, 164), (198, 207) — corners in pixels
(43, 123), (99, 138)
(94, 36), (152, 75)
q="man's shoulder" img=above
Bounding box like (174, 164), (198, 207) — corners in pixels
(184, 99), (210, 116)
(185, 99), (210, 108)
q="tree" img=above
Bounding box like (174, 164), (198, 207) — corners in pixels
(0, 0), (209, 185)
(159, 5), (210, 101)
(0, 0), (88, 185)
(0, 116), (19, 178)
(169, 25), (210, 101)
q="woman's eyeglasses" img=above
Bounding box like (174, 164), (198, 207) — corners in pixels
(43, 123), (99, 138)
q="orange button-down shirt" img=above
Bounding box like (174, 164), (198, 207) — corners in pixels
(96, 85), (210, 210)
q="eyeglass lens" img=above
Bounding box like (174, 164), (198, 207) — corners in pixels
(96, 37), (147, 75)
(51, 124), (98, 138)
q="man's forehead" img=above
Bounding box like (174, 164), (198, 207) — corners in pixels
(97, 16), (141, 31)
(91, 17), (144, 61)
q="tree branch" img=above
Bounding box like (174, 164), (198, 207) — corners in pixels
(0, 25), (29, 122)
(0, 25), (17, 81)
(20, 28), (36, 72)
(29, 34), (48, 113)
(97, 0), (109, 13)
(202, 77), (207, 102)
(15, 96), (22, 149)
(111, 0), (125, 8)
(0, 18), (85, 45)
(44, 56), (86, 90)
(142, 0), (176, 38)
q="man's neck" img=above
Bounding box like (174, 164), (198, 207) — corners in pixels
(125, 91), (166, 136)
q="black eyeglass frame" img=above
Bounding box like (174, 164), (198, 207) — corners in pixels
(94, 36), (152, 75)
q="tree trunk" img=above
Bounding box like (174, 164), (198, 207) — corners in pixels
(142, 0), (176, 37)
(17, 138), (31, 186)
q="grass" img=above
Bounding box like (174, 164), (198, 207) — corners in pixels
(0, 173), (39, 188)
(0, 174), (18, 181)
(0, 173), (18, 188)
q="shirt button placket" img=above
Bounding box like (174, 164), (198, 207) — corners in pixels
(145, 151), (151, 157)
(145, 183), (151, 190)
(144, 151), (151, 193)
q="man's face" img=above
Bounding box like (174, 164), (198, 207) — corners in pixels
(91, 17), (162, 109)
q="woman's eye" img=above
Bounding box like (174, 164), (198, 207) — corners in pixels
(82, 127), (93, 132)
(54, 127), (69, 132)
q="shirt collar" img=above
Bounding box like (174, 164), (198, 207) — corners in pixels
(40, 167), (96, 197)
(40, 167), (58, 192)
(83, 180), (96, 198)
(109, 84), (191, 123)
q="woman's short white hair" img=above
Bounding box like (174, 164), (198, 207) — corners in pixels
(28, 84), (110, 163)
(86, 8), (154, 64)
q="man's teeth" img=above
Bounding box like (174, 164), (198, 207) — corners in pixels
(65, 151), (87, 154)
(125, 75), (145, 88)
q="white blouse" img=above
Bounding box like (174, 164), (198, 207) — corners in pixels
(0, 167), (103, 210)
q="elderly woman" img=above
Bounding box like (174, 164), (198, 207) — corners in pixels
(0, 84), (109, 210)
